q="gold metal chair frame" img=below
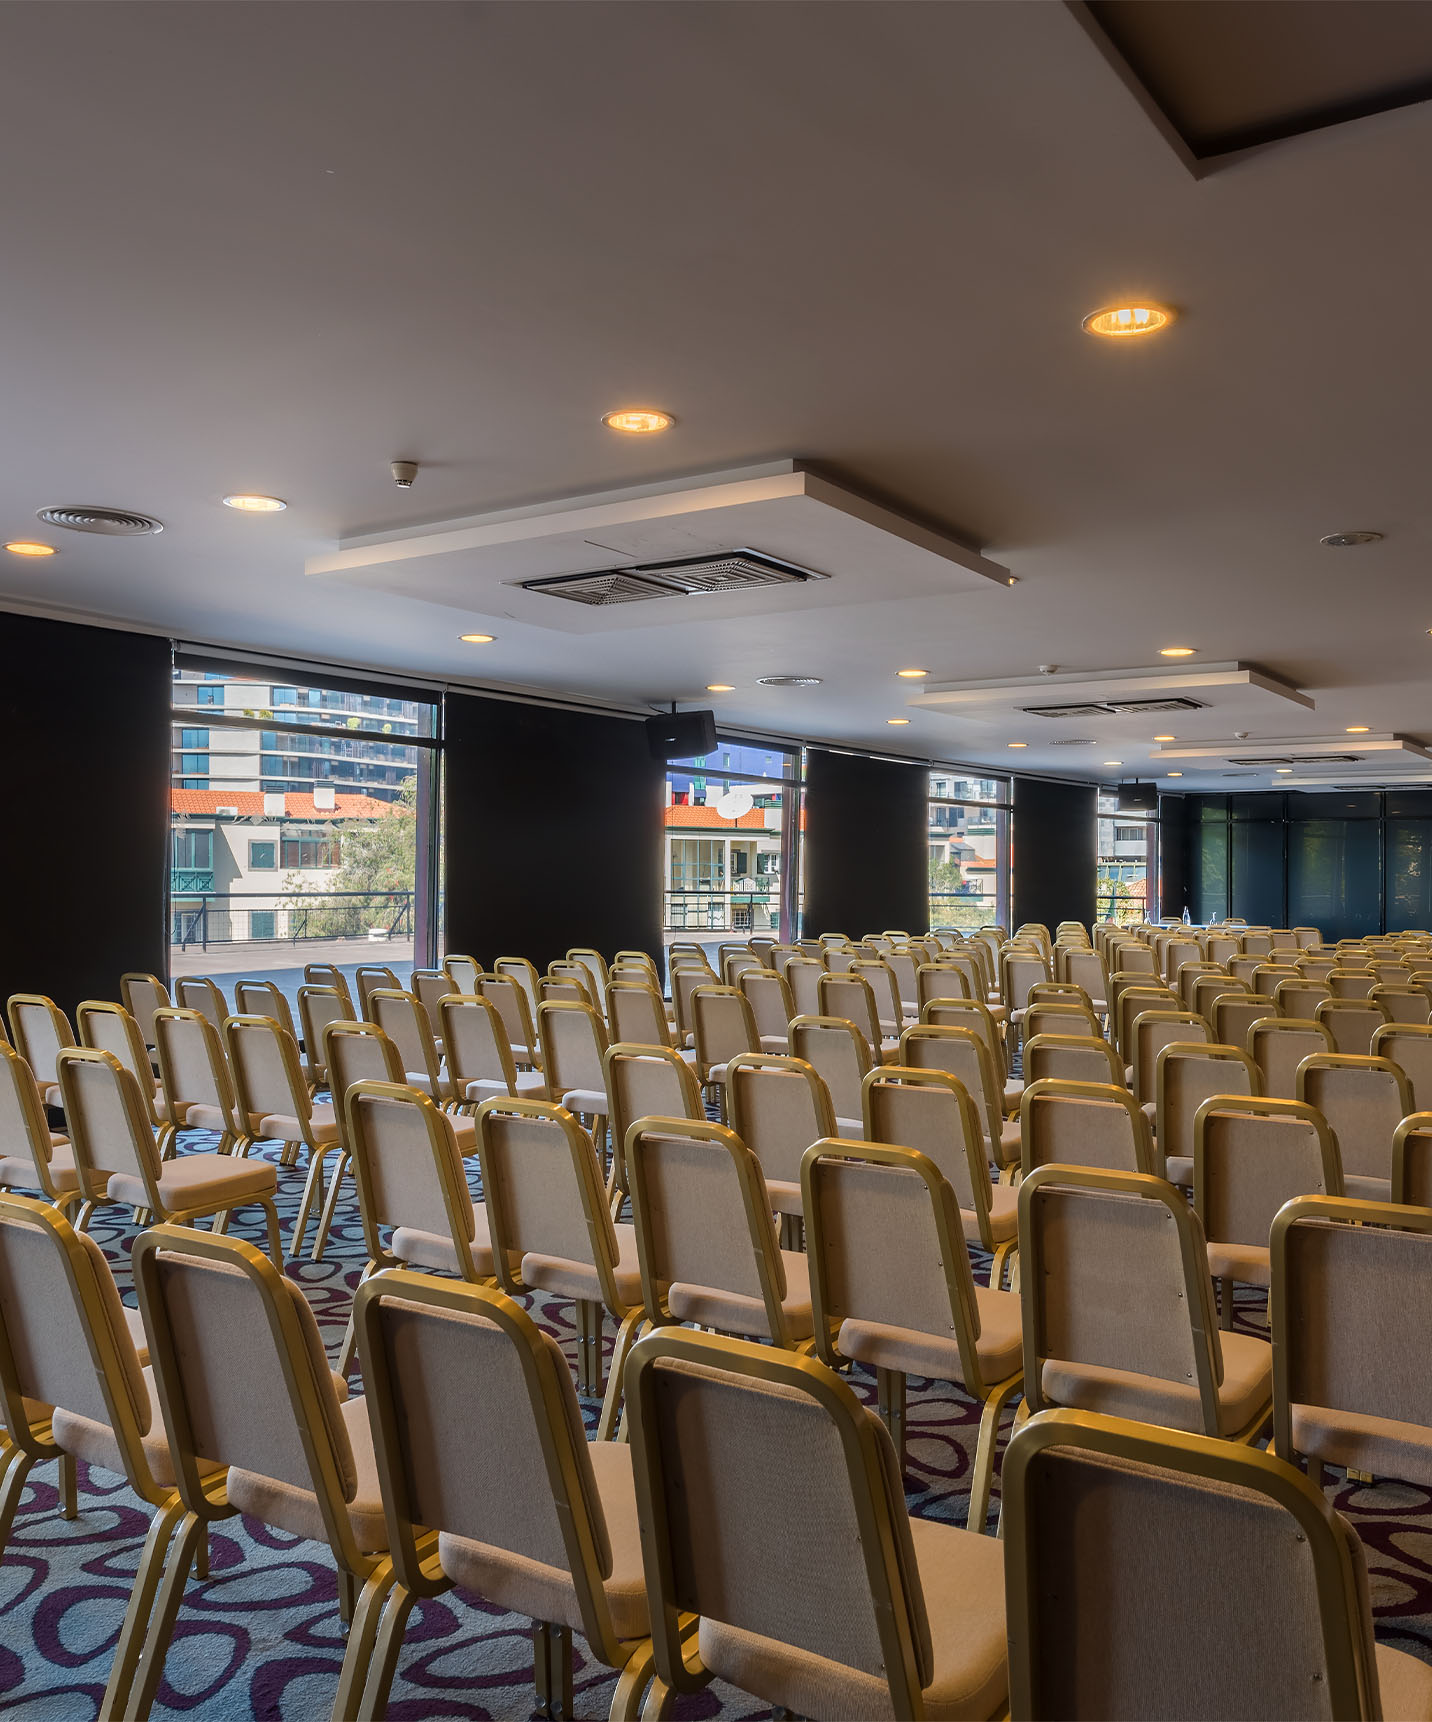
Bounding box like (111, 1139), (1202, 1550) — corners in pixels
(1018, 1077), (1156, 1177)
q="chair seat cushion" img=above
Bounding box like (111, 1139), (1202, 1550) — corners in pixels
(668, 1248), (814, 1342)
(559, 1088), (609, 1116)
(522, 1222), (642, 1308)
(758, 1034), (789, 1054)
(465, 1071), (549, 1102)
(765, 1177), (803, 1219)
(834, 1116), (865, 1139)
(1344, 1173), (1392, 1203)
(1205, 1239), (1271, 1288)
(257, 1102), (339, 1145)
(437, 1438), (648, 1642)
(988, 1118), (1021, 1169)
(450, 1113), (477, 1152)
(108, 1153), (277, 1213)
(1291, 1402), (1432, 1489)
(838, 1285), (1022, 1387)
(391, 1202), (495, 1278)
(698, 1513), (1007, 1721)
(172, 1102), (263, 1136)
(1378, 1643), (1432, 1721)
(961, 1183), (1017, 1249)
(52, 1365), (223, 1489)
(1002, 1079), (1024, 1112)
(1041, 1329), (1272, 1438)
(0, 1142), (88, 1195)
(1163, 1154), (1193, 1186)
(227, 1391), (388, 1554)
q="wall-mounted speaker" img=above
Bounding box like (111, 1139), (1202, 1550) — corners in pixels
(645, 709), (717, 762)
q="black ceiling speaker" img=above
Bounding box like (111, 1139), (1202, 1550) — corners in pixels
(645, 709), (717, 762)
(1116, 781), (1158, 813)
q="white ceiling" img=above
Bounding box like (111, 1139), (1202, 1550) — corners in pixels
(3, 0), (1432, 791)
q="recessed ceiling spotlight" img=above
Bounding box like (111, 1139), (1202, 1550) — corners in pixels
(1159, 645), (1196, 657)
(1104, 760), (1124, 767)
(887, 718), (911, 726)
(223, 494), (287, 512)
(1082, 304), (1175, 338)
(602, 409), (673, 434)
(1008, 742), (1028, 749)
(1346, 725), (1371, 734)
(459, 632), (495, 643)
(1153, 733), (1176, 742)
(1167, 771), (1183, 777)
(1276, 767), (1294, 774)
(896, 669), (928, 679)
(4, 540), (55, 557)
(756, 675), (822, 687)
(1320, 531), (1382, 548)
(706, 683), (734, 693)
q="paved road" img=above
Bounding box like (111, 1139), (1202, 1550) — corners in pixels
(169, 938), (414, 1015)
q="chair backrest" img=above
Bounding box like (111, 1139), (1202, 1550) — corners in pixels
(120, 973), (170, 1048)
(1019, 1166), (1224, 1429)
(1394, 1112), (1432, 1204)
(1227, 955), (1264, 988)
(297, 983), (355, 1085)
(605, 1043), (704, 1153)
(1112, 942), (1158, 975)
(1295, 1054), (1413, 1185)
(478, 973), (538, 1061)
(1022, 1033), (1123, 1087)
(1002, 1408), (1381, 1722)
(544, 964), (596, 1009)
(1203, 932), (1241, 964)
(1175, 962), (1223, 1010)
(76, 1000), (158, 1126)
(537, 1001), (610, 1103)
(304, 963), (355, 1007)
(232, 979), (298, 1042)
(1060, 949), (1109, 1003)
(173, 976), (227, 1032)
(370, 989), (445, 1096)
(625, 1325), (933, 1716)
(885, 949), (919, 1006)
(915, 961), (970, 1010)
(1154, 1042), (1258, 1173)
(726, 1053), (837, 1188)
(355, 964), (403, 1017)
(1162, 938), (1203, 982)
(1251, 963), (1300, 999)
(788, 1016), (872, 1126)
(722, 950), (763, 988)
(1190, 973), (1238, 1019)
(476, 1098), (625, 1308)
(323, 1021), (405, 1132)
(817, 972), (883, 1051)
(408, 968), (453, 1027)
(443, 954), (482, 994)
(1023, 1001), (1101, 1042)
(1328, 969), (1378, 1000)
(1019, 1079), (1155, 1176)
(851, 960), (903, 1032)
(0, 1043), (65, 1197)
(567, 948), (611, 998)
(343, 1081), (482, 1275)
(1370, 984), (1432, 1024)
(1114, 986), (1178, 1062)
(1317, 997), (1392, 1057)
(56, 1047), (158, 1202)
(224, 1013), (313, 1134)
(1275, 978), (1332, 1019)
(737, 968), (795, 1048)
(1296, 955), (1338, 981)
(1129, 1010), (1210, 1104)
(626, 1118), (792, 1343)
(153, 1007), (241, 1136)
(1194, 1096), (1342, 1249)
(1249, 1016), (1336, 1100)
(690, 985), (760, 1080)
(863, 1066), (992, 1222)
(671, 965), (717, 1038)
(493, 957), (542, 1026)
(898, 1023), (1003, 1144)
(351, 1269), (627, 1658)
(439, 994), (518, 1095)
(1242, 932), (1274, 958)
(7, 994), (75, 1087)
(1003, 951), (1053, 1014)
(1372, 1022), (1432, 1110)
(919, 994), (1005, 1068)
(1211, 992), (1265, 1051)
(605, 980), (675, 1051)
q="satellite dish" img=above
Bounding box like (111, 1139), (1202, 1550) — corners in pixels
(715, 789), (754, 820)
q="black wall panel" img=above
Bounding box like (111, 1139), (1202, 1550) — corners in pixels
(1388, 821), (1432, 930)
(1230, 821), (1286, 927)
(0, 613), (170, 1013)
(1287, 819), (1381, 937)
(1159, 794), (1189, 920)
(1012, 777), (1096, 931)
(444, 693), (664, 974)
(803, 750), (927, 937)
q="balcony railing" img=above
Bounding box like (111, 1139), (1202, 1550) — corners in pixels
(928, 890), (1001, 932)
(171, 869), (215, 894)
(664, 887), (778, 935)
(170, 890), (414, 950)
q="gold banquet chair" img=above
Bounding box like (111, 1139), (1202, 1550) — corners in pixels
(1000, 1408), (1432, 1722)
(803, 1140), (1023, 1528)
(603, 1043), (704, 1213)
(726, 1051), (843, 1247)
(0, 1041), (86, 1209)
(121, 972), (171, 1051)
(152, 1006), (251, 1158)
(1018, 1079), (1156, 1177)
(1151, 1039), (1259, 1185)
(332, 1272), (658, 1722)
(6, 993), (75, 1107)
(1020, 1033), (1123, 1088)
(440, 992), (549, 1106)
(297, 981), (356, 1091)
(626, 1325), (1009, 1721)
(1296, 1052), (1414, 1203)
(899, 1024), (1023, 1178)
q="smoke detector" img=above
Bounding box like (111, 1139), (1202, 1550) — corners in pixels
(37, 505), (163, 536)
(1320, 531), (1382, 548)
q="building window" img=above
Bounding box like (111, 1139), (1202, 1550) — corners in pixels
(248, 840), (277, 870)
(928, 771), (1011, 929)
(663, 742), (798, 944)
(281, 833), (341, 869)
(1098, 793), (1159, 923)
(179, 728), (208, 749)
(195, 685), (222, 706)
(173, 829), (213, 870)
(179, 753), (207, 776)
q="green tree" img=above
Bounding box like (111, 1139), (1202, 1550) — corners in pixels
(285, 779), (417, 937)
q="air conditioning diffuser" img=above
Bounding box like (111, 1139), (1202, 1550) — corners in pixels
(523, 549), (825, 607)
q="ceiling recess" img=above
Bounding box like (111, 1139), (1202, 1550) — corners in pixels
(1230, 753), (1362, 766)
(1021, 696), (1206, 719)
(522, 549), (825, 608)
(37, 505), (164, 537)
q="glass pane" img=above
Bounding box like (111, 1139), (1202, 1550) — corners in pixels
(664, 756), (792, 957)
(1097, 807), (1157, 924)
(171, 667), (436, 740)
(1193, 819), (1230, 924)
(929, 770), (1009, 807)
(1288, 819), (1381, 939)
(1230, 821), (1285, 925)
(929, 801), (1008, 929)
(1388, 821), (1432, 931)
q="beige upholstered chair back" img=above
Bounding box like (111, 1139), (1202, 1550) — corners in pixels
(0, 1043), (59, 1181)
(1112, 942), (1158, 976)
(1373, 1024), (1432, 1111)
(57, 1048), (155, 1193)
(0, 1194), (147, 1433)
(443, 955), (481, 994)
(76, 1001), (157, 1123)
(1195, 1098), (1341, 1248)
(1371, 985), (1432, 1025)
(1251, 964), (1299, 999)
(174, 977), (227, 1032)
(851, 961), (902, 1032)
(1250, 1018), (1334, 1100)
(1019, 1171), (1218, 1400)
(233, 980), (297, 1043)
(1296, 955), (1338, 982)
(370, 990), (441, 1090)
(1204, 932), (1241, 965)
(1242, 932), (1274, 958)
(297, 984), (354, 1086)
(784, 957), (825, 1019)
(1020, 1080), (1152, 1176)
(492, 957), (541, 1026)
(1112, 986), (1176, 1061)
(1023, 1034), (1122, 1087)
(477, 974), (537, 1061)
(1156, 1043), (1256, 1167)
(1208, 992), (1262, 1052)
(691, 986), (760, 1074)
(726, 1054), (837, 1185)
(1003, 953), (1051, 1015)
(625, 1330), (932, 1706)
(737, 969), (794, 1047)
(671, 965), (715, 1038)
(1061, 949), (1108, 1004)
(1162, 938), (1202, 983)
(120, 974), (170, 1048)
(409, 969), (453, 1027)
(538, 1002), (609, 1102)
(226, 1015), (312, 1126)
(567, 949), (610, 999)
(722, 951), (762, 988)
(1296, 1055), (1411, 1185)
(1328, 969), (1378, 1000)
(345, 1082), (474, 1243)
(546, 962), (597, 1011)
(607, 981), (674, 1051)
(1129, 1011), (1208, 1102)
(1370, 961), (1413, 987)
(153, 1008), (237, 1128)
(304, 963), (354, 1006)
(7, 995), (74, 1088)
(885, 951), (919, 1007)
(898, 1024), (1002, 1142)
(790, 1017), (872, 1122)
(915, 961), (970, 1010)
(918, 995), (1003, 1065)
(1023, 1001), (1100, 1042)
(324, 1022), (405, 1127)
(817, 973), (883, 1050)
(440, 995), (516, 1092)
(864, 1071), (986, 1213)
(1276, 979), (1331, 1019)
(1317, 998), (1391, 1057)
(606, 1045), (704, 1149)
(1002, 1412), (1379, 1722)
(355, 965), (402, 1018)
(1227, 955), (1264, 989)
(478, 1100), (617, 1279)
(824, 947), (859, 975)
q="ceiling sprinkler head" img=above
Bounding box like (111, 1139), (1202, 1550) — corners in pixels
(1038, 664), (1060, 675)
(391, 460), (418, 489)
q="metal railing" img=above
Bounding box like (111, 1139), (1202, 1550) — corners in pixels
(170, 890), (414, 950)
(1096, 892), (1150, 926)
(664, 886), (779, 935)
(928, 891), (1002, 932)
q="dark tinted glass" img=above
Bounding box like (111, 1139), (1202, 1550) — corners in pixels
(1388, 821), (1432, 931)
(1231, 793), (1285, 820)
(1230, 821), (1285, 925)
(1286, 791), (1380, 819)
(1287, 820), (1381, 939)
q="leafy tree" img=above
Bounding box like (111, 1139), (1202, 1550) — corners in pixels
(284, 780), (417, 937)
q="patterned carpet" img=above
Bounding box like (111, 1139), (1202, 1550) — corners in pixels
(6, 1126), (1432, 1721)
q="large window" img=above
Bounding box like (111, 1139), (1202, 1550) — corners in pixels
(1097, 790), (1159, 924)
(169, 664), (440, 1001)
(664, 742), (799, 957)
(928, 772), (1010, 929)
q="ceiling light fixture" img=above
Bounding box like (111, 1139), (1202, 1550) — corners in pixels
(1320, 531), (1382, 548)
(1008, 742), (1028, 749)
(458, 632), (495, 643)
(706, 683), (734, 693)
(602, 409), (673, 434)
(1153, 733), (1176, 742)
(887, 718), (911, 726)
(1276, 768), (1294, 775)
(1081, 304), (1175, 338)
(896, 668), (928, 679)
(4, 540), (56, 557)
(1104, 760), (1123, 767)
(1167, 771), (1183, 777)
(223, 494), (287, 512)
(1159, 646), (1196, 657)
(1346, 726), (1371, 734)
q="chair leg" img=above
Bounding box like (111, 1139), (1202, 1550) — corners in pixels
(338, 1262), (376, 1377)
(58, 1450), (77, 1520)
(312, 1150), (352, 1261)
(102, 1494), (189, 1719)
(597, 1309), (645, 1442)
(124, 1506), (206, 1721)
(336, 1565), (357, 1625)
(533, 1621), (573, 1722)
(876, 1367), (907, 1478)
(967, 1371), (1024, 1536)
(990, 1238), (1016, 1290)
(291, 1144), (333, 1258)
(0, 1443), (38, 1556)
(609, 1640), (659, 1722)
(211, 1206), (232, 1237)
(330, 1563), (400, 1722)
(640, 1675), (678, 1721)
(575, 1298), (605, 1396)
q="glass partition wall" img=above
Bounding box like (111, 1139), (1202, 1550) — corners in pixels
(928, 772), (1010, 930)
(1097, 790), (1159, 924)
(169, 664), (441, 1004)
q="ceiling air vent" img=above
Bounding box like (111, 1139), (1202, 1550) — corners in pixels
(1049, 738), (1096, 746)
(1103, 697), (1207, 715)
(37, 505), (164, 536)
(523, 549), (825, 607)
(1230, 754), (1362, 766)
(1021, 702), (1113, 719)
(1221, 772), (1258, 778)
(757, 674), (823, 687)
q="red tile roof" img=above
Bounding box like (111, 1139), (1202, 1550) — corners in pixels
(170, 790), (399, 818)
(664, 804), (771, 830)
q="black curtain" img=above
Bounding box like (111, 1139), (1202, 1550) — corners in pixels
(443, 693), (664, 975)
(1159, 793), (1189, 920)
(0, 613), (170, 1014)
(803, 749), (927, 937)
(1012, 777), (1096, 931)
